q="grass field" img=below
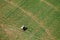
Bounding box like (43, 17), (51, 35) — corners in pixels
(0, 0), (60, 40)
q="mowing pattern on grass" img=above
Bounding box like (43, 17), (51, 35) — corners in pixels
(0, 0), (60, 40)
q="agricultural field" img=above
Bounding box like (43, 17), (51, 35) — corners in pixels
(0, 0), (60, 40)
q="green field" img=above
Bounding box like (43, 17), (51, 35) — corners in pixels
(0, 0), (60, 40)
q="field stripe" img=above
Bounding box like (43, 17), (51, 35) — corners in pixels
(4, 0), (55, 40)
(40, 0), (59, 10)
(0, 24), (24, 40)
(0, 24), (16, 40)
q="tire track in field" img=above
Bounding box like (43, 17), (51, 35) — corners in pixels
(4, 0), (55, 40)
(0, 24), (16, 40)
(0, 24), (24, 40)
(40, 0), (59, 10)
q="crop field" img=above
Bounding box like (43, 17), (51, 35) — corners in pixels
(0, 0), (60, 40)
